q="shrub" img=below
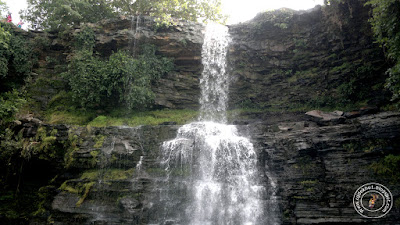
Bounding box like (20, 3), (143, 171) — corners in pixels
(64, 45), (173, 110)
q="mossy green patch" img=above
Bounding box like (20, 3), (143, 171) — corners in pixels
(93, 135), (105, 148)
(81, 170), (99, 180)
(299, 180), (319, 185)
(80, 168), (135, 181)
(59, 180), (95, 207)
(76, 182), (95, 207)
(47, 110), (95, 125)
(299, 180), (319, 192)
(59, 181), (80, 194)
(90, 150), (99, 158)
(395, 198), (400, 209)
(88, 115), (125, 127)
(87, 109), (198, 127)
(343, 139), (389, 153)
(370, 154), (400, 184)
(63, 131), (81, 169)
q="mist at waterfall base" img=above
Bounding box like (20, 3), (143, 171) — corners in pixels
(159, 24), (279, 225)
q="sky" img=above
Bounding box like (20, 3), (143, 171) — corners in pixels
(4, 0), (28, 29)
(3, 0), (324, 29)
(222, 0), (324, 24)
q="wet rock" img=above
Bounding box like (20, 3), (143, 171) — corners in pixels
(42, 111), (400, 224)
(305, 110), (345, 125)
(248, 111), (400, 224)
(119, 197), (140, 213)
(227, 1), (388, 110)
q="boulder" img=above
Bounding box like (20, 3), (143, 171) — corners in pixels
(305, 110), (345, 125)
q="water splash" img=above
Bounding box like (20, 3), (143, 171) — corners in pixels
(162, 122), (263, 224)
(160, 23), (276, 224)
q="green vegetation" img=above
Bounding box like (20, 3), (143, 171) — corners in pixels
(299, 180), (319, 192)
(337, 64), (382, 105)
(0, 126), (61, 170)
(256, 8), (294, 29)
(20, 127), (60, 161)
(22, 0), (226, 31)
(293, 156), (315, 176)
(93, 135), (105, 148)
(59, 168), (135, 206)
(0, 0), (7, 16)
(41, 85), (197, 127)
(0, 22), (35, 91)
(59, 180), (95, 207)
(88, 109), (198, 127)
(44, 99), (198, 127)
(81, 168), (135, 181)
(287, 69), (318, 84)
(0, 90), (26, 125)
(63, 27), (174, 110)
(63, 131), (81, 169)
(370, 154), (400, 183)
(0, 125), (63, 222)
(342, 139), (389, 153)
(395, 198), (400, 209)
(366, 0), (400, 106)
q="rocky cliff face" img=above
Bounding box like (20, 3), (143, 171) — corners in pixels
(91, 17), (204, 109)
(30, 0), (388, 112)
(30, 16), (205, 111)
(248, 111), (400, 224)
(227, 0), (389, 110)
(19, 111), (398, 224)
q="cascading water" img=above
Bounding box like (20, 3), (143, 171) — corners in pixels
(160, 24), (277, 225)
(130, 15), (141, 56)
(198, 24), (230, 123)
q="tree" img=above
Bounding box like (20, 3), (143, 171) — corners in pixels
(112, 0), (225, 24)
(63, 26), (174, 110)
(366, 0), (400, 103)
(64, 47), (173, 110)
(0, 22), (34, 91)
(22, 0), (116, 30)
(22, 0), (225, 31)
(0, 24), (10, 77)
(0, 0), (7, 17)
(0, 0), (9, 51)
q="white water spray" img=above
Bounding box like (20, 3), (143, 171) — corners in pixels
(161, 24), (274, 224)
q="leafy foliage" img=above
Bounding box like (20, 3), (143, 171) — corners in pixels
(0, 125), (62, 221)
(336, 64), (382, 104)
(22, 0), (116, 31)
(0, 90), (26, 125)
(371, 154), (400, 183)
(74, 25), (96, 51)
(0, 0), (7, 17)
(253, 8), (294, 30)
(112, 0), (226, 25)
(23, 0), (225, 31)
(366, 0), (400, 103)
(0, 22), (35, 92)
(63, 29), (173, 110)
(0, 23), (10, 78)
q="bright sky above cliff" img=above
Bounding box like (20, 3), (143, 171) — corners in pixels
(5, 0), (324, 29)
(222, 0), (325, 24)
(4, 0), (28, 29)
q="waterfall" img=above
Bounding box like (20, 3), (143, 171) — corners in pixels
(130, 15), (141, 56)
(199, 24), (230, 123)
(160, 24), (277, 225)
